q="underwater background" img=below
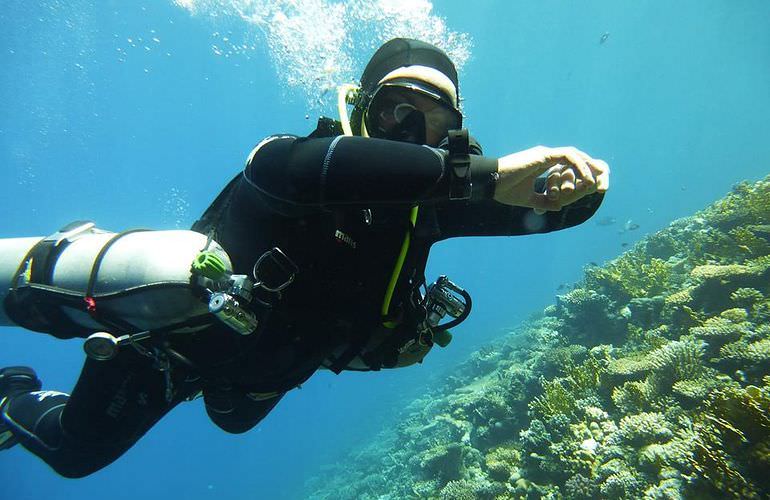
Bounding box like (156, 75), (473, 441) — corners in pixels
(1, 1), (769, 498)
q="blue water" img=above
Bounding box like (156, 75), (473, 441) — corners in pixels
(1, 1), (769, 498)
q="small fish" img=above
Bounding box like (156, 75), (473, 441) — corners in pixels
(624, 219), (640, 231)
(588, 261), (598, 267)
(600, 32), (610, 44)
(557, 284), (566, 291)
(621, 242), (629, 248)
(596, 216), (617, 226)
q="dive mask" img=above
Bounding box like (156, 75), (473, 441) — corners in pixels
(364, 80), (462, 145)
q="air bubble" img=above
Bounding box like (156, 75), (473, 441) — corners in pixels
(172, 0), (472, 112)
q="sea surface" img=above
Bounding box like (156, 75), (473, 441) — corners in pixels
(1, 1), (769, 499)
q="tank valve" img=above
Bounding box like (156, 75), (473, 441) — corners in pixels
(209, 292), (259, 335)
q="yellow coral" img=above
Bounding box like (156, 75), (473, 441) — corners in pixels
(672, 375), (721, 401)
(719, 339), (770, 363)
(583, 256), (672, 300)
(612, 377), (660, 413)
(720, 308), (749, 323)
(530, 379), (578, 419)
(607, 356), (650, 378)
(689, 317), (746, 343)
(690, 264), (751, 281)
(665, 287), (695, 306)
(730, 288), (764, 308)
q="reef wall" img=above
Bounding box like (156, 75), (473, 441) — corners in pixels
(305, 176), (770, 499)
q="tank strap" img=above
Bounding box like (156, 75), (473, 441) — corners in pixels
(4, 222), (95, 337)
(85, 229), (149, 300)
(3, 223), (151, 339)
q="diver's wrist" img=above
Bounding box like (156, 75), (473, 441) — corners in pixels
(469, 155), (499, 201)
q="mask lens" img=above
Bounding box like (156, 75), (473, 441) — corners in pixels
(393, 103), (418, 123)
(365, 85), (462, 143)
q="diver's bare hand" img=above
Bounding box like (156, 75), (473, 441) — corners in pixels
(492, 146), (610, 212)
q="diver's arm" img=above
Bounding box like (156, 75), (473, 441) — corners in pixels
(241, 135), (498, 211)
(433, 188), (605, 240)
(433, 144), (609, 238)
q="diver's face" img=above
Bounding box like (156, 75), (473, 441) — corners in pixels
(365, 84), (462, 146)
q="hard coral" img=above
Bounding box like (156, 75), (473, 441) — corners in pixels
(646, 339), (705, 388)
(615, 412), (674, 446)
(484, 446), (521, 482)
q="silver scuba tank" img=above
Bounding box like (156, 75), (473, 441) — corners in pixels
(0, 222), (232, 334)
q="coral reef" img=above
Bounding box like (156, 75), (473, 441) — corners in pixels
(304, 177), (770, 499)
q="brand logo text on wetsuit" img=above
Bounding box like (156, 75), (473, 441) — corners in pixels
(334, 230), (357, 249)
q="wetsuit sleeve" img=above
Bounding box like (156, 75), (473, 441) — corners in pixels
(241, 135), (499, 213)
(431, 136), (605, 239)
(433, 187), (605, 240)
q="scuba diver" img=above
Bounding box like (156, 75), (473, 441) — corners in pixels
(0, 38), (609, 477)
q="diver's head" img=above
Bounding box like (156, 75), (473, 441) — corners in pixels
(351, 38), (462, 146)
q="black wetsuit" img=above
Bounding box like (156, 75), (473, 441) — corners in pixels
(1, 123), (603, 477)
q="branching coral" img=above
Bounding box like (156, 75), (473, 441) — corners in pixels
(584, 256), (673, 303)
(705, 179), (770, 231)
(529, 378), (579, 420)
(438, 479), (477, 500)
(612, 377), (661, 414)
(565, 356), (605, 397)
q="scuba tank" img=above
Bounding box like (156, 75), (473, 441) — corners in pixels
(1, 221), (297, 365)
(0, 221), (234, 336)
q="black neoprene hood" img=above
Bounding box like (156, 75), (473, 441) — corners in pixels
(351, 38), (459, 135)
(359, 38), (459, 95)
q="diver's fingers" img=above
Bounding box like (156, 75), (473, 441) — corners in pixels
(545, 166), (561, 200)
(560, 167), (576, 195)
(575, 151), (611, 193)
(593, 159), (611, 192)
(543, 147), (595, 187)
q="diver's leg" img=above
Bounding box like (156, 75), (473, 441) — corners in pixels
(0, 366), (42, 449)
(0, 350), (200, 478)
(203, 385), (284, 434)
